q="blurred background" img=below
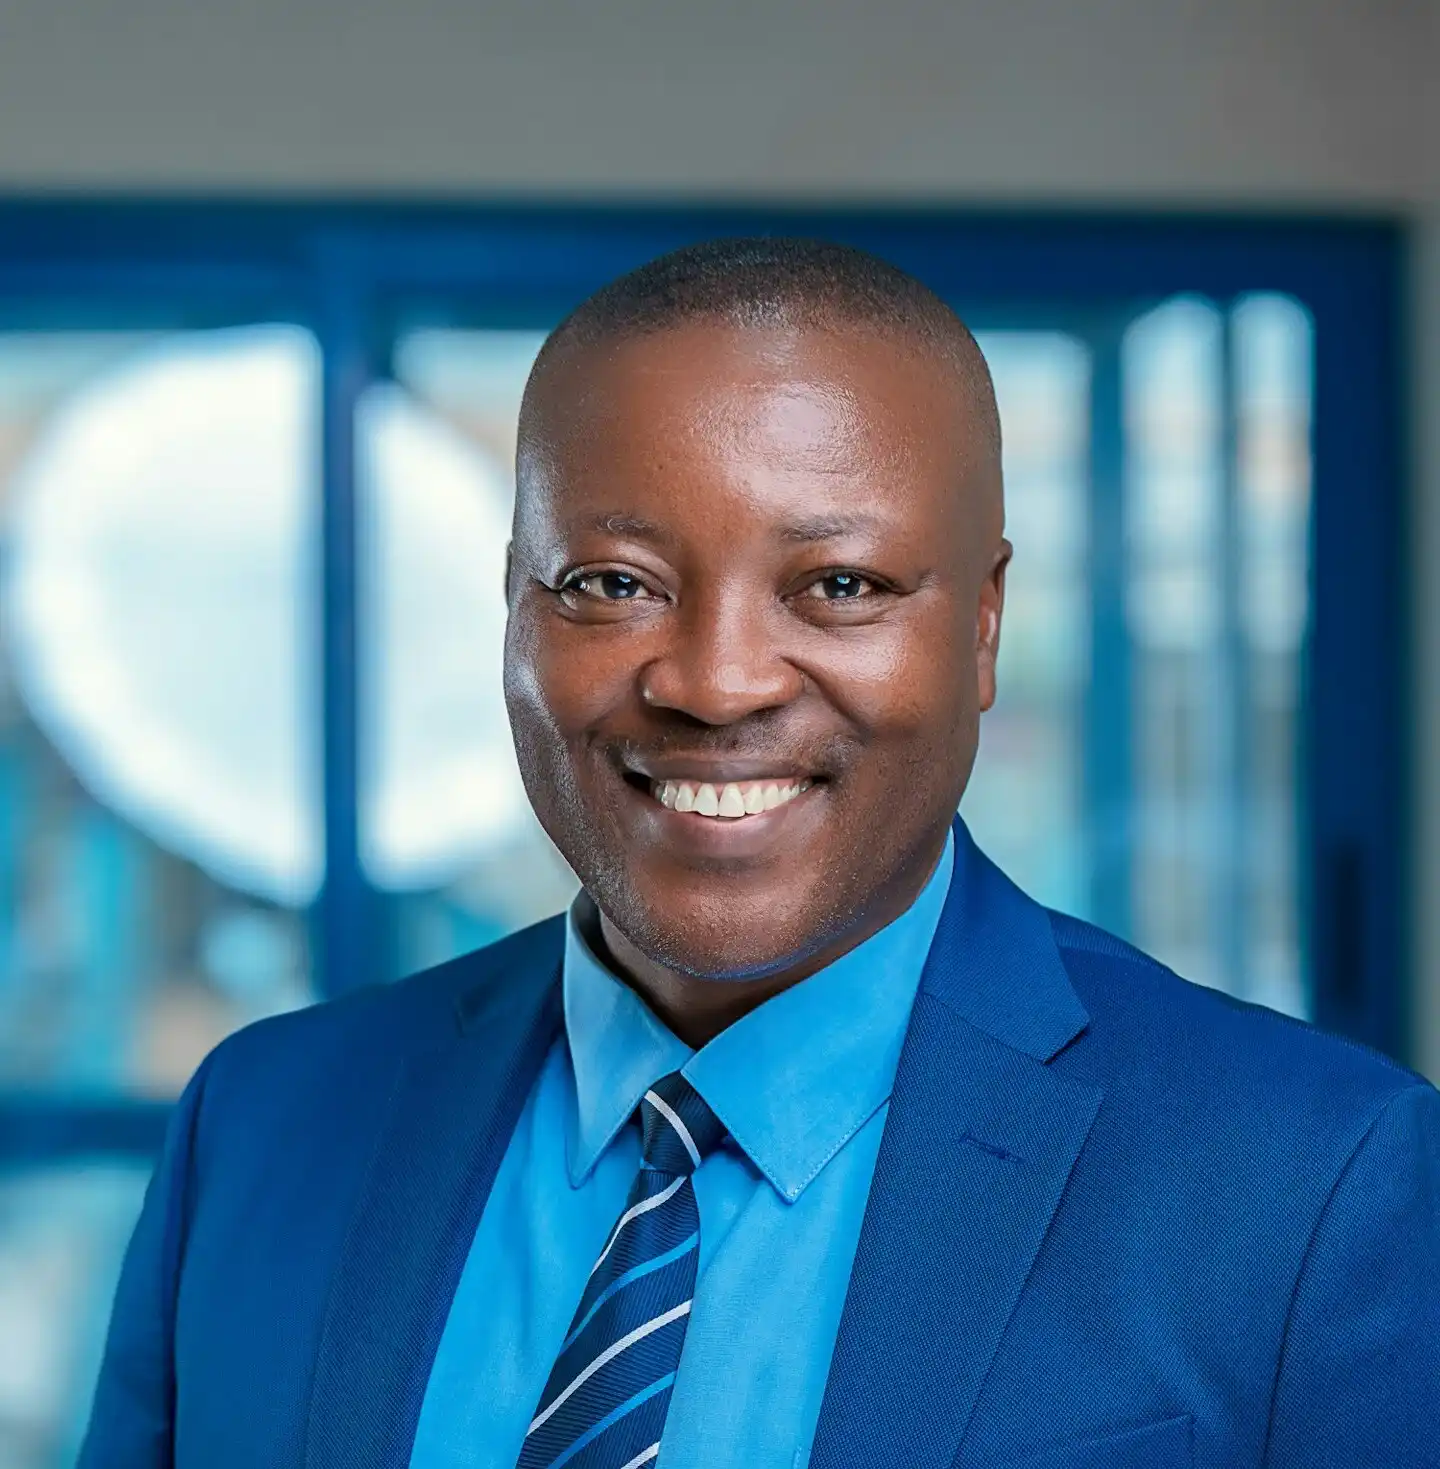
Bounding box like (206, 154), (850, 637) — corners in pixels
(0, 0), (1435, 1463)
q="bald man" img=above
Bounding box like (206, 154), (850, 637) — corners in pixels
(82, 240), (1439, 1469)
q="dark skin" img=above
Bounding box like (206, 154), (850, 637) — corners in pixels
(504, 318), (1009, 1048)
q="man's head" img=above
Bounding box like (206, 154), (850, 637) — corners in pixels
(504, 237), (1009, 983)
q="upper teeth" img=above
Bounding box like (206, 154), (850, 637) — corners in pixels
(652, 778), (812, 818)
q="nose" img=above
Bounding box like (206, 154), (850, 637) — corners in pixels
(639, 587), (804, 725)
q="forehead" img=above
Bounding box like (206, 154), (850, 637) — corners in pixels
(527, 320), (975, 517)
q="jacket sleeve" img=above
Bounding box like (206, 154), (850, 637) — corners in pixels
(76, 1050), (217, 1468)
(1264, 1082), (1440, 1468)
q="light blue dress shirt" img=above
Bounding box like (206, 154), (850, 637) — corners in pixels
(410, 831), (953, 1469)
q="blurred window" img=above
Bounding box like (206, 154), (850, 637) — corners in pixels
(963, 332), (1092, 921)
(0, 325), (320, 1466)
(356, 332), (574, 975)
(1125, 296), (1312, 1015)
(0, 1166), (150, 1467)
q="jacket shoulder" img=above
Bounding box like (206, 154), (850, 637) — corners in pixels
(201, 912), (566, 1092)
(1046, 909), (1431, 1124)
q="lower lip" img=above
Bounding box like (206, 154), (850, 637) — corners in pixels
(622, 781), (824, 859)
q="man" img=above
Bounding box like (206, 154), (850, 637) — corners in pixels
(82, 239), (1438, 1469)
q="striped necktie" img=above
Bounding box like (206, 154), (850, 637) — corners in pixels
(517, 1071), (725, 1469)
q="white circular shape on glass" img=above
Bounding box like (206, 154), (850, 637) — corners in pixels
(2, 325), (523, 907)
(355, 379), (526, 893)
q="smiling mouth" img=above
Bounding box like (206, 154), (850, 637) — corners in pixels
(629, 775), (817, 820)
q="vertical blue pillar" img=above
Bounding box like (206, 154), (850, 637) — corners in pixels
(315, 256), (380, 997)
(1084, 321), (1133, 941)
(1216, 305), (1251, 1000)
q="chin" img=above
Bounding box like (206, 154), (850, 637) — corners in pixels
(600, 877), (824, 984)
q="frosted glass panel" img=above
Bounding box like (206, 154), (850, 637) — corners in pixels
(962, 332), (1091, 916)
(0, 325), (324, 1469)
(1125, 295), (1311, 1015)
(0, 1165), (150, 1469)
(361, 332), (576, 979)
(0, 328), (320, 1095)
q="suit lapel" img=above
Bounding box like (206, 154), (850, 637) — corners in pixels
(810, 823), (1103, 1469)
(304, 930), (564, 1469)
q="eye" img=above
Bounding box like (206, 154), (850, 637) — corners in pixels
(803, 571), (877, 601)
(558, 569), (657, 604)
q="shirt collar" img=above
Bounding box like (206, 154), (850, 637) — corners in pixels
(564, 830), (955, 1201)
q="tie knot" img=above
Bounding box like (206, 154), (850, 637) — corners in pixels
(639, 1071), (725, 1176)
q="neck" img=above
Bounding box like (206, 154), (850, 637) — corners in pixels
(591, 833), (949, 1049)
(594, 924), (799, 1048)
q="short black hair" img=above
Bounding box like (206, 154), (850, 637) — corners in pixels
(520, 236), (1001, 457)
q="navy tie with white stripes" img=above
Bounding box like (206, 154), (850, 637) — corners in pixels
(517, 1071), (726, 1469)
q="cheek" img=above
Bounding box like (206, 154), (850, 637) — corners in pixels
(504, 604), (635, 743)
(504, 612), (623, 849)
(816, 617), (968, 738)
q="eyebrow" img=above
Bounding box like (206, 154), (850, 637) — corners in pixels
(577, 509), (887, 545)
(776, 511), (887, 544)
(582, 513), (674, 543)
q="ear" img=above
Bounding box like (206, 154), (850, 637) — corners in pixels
(976, 539), (1011, 713)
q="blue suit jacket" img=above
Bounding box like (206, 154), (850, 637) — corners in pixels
(80, 823), (1440, 1468)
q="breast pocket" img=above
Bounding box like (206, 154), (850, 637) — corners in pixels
(973, 1412), (1194, 1468)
